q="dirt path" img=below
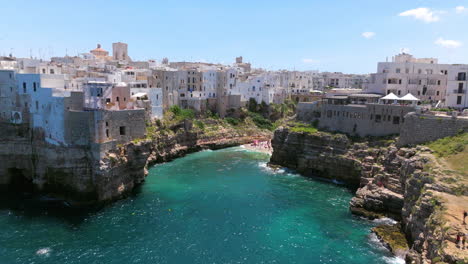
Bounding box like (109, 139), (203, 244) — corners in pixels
(435, 191), (468, 260)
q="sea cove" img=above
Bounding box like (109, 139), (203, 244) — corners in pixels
(0, 148), (401, 264)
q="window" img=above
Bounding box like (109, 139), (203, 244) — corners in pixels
(42, 69), (46, 74)
(396, 68), (401, 73)
(33, 82), (37, 92)
(458, 83), (464, 93)
(405, 69), (410, 74)
(119, 126), (126, 135)
(35, 101), (39, 110)
(106, 129), (109, 138)
(116, 97), (120, 102)
(105, 122), (109, 127)
(106, 98), (111, 103)
(393, 116), (400, 125)
(23, 82), (26, 93)
(457, 96), (462, 104)
(50, 69), (54, 74)
(457, 72), (466, 81)
(437, 80), (441, 85)
(375, 115), (381, 123)
(436, 91), (440, 96)
(398, 90), (401, 95)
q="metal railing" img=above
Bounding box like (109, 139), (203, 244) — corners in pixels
(452, 89), (466, 94)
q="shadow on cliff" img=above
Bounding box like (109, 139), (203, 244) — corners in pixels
(0, 190), (100, 226)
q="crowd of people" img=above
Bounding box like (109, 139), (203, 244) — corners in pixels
(242, 140), (272, 154)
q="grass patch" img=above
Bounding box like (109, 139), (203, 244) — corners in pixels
(288, 121), (318, 134)
(425, 133), (468, 176)
(426, 133), (468, 158)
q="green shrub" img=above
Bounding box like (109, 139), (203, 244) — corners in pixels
(248, 112), (273, 130)
(194, 120), (205, 130)
(312, 119), (319, 128)
(155, 119), (162, 127)
(432, 108), (450, 112)
(225, 117), (240, 126)
(169, 105), (194, 120)
(248, 98), (258, 112)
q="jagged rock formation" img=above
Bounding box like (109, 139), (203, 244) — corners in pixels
(270, 127), (467, 264)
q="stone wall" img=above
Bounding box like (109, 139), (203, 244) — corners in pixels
(297, 102), (415, 137)
(398, 113), (468, 146)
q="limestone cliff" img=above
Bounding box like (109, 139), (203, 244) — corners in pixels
(0, 122), (271, 206)
(270, 128), (362, 187)
(269, 127), (467, 264)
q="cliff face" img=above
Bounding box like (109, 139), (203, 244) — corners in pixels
(0, 128), (150, 205)
(270, 128), (467, 264)
(270, 128), (362, 187)
(0, 123), (271, 206)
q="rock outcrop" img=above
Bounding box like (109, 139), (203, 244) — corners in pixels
(270, 128), (362, 187)
(270, 127), (467, 263)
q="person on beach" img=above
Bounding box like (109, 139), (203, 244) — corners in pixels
(456, 233), (461, 248)
(463, 233), (466, 250)
(463, 210), (467, 225)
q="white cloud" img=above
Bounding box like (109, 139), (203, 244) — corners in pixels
(456, 6), (466, 13)
(399, 7), (440, 23)
(435, 38), (462, 48)
(302, 58), (319, 64)
(362, 32), (376, 39)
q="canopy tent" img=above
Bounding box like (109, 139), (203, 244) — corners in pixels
(131, 92), (147, 98)
(399, 93), (419, 101)
(379, 92), (400, 104)
(380, 93), (400, 100)
(398, 93), (419, 106)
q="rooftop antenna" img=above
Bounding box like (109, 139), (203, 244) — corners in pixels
(30, 48), (33, 59)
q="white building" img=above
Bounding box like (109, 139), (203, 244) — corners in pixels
(366, 53), (448, 103)
(446, 65), (468, 108)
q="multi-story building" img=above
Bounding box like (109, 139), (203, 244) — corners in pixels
(366, 53), (448, 103)
(446, 65), (468, 108)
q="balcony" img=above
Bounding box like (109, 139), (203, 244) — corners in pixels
(456, 77), (466, 81)
(453, 89), (466, 94)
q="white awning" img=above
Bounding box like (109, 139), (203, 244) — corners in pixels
(380, 92), (400, 100)
(131, 92), (147, 98)
(399, 93), (419, 101)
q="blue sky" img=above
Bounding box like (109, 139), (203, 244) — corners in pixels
(1, 0), (467, 73)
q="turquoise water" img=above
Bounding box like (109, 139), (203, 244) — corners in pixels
(0, 147), (400, 264)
